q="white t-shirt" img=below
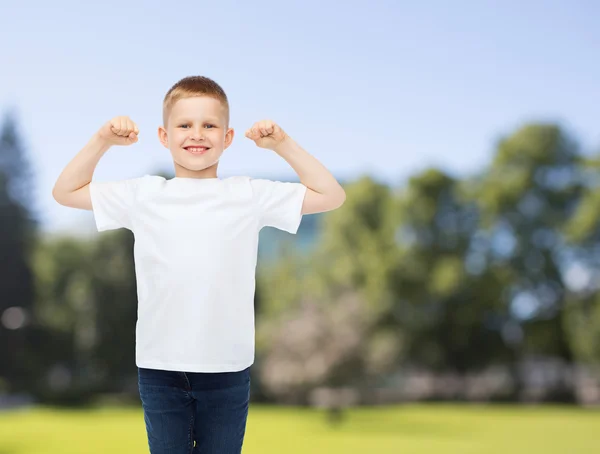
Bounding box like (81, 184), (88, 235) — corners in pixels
(89, 175), (307, 373)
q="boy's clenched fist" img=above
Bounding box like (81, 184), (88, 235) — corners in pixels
(245, 120), (288, 151)
(98, 116), (139, 146)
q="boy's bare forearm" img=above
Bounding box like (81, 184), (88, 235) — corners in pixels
(53, 116), (139, 201)
(52, 133), (111, 197)
(273, 137), (344, 197)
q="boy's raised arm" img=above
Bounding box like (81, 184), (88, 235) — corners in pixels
(245, 120), (346, 215)
(52, 116), (139, 210)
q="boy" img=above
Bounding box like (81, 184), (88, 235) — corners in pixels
(52, 76), (346, 453)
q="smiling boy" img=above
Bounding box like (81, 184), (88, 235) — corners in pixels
(52, 76), (345, 453)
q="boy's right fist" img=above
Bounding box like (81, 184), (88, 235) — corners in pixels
(98, 116), (139, 146)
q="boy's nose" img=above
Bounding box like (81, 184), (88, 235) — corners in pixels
(190, 129), (205, 140)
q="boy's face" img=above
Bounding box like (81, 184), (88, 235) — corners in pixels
(158, 96), (234, 177)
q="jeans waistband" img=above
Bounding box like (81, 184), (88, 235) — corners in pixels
(138, 366), (250, 391)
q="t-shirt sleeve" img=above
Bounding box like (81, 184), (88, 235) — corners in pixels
(89, 178), (142, 231)
(250, 179), (307, 233)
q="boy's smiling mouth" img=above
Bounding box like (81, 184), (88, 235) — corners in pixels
(184, 146), (210, 155)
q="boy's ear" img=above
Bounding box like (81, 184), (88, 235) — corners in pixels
(224, 127), (235, 150)
(158, 126), (169, 148)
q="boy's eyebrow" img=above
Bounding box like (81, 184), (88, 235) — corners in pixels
(174, 117), (221, 123)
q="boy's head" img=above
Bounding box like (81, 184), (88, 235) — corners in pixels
(158, 76), (234, 178)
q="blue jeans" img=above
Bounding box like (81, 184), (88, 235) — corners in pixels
(138, 366), (251, 454)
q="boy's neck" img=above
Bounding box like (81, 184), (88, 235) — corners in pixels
(173, 162), (219, 179)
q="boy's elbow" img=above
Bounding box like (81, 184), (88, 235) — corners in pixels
(52, 186), (64, 205)
(332, 187), (346, 209)
(52, 185), (72, 207)
(52, 184), (93, 211)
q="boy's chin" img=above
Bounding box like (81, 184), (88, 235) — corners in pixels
(173, 149), (221, 163)
(173, 158), (220, 173)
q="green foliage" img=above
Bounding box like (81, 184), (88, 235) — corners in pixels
(316, 176), (398, 313)
(564, 294), (600, 365)
(0, 111), (36, 212)
(474, 124), (585, 363)
(33, 237), (93, 333)
(0, 112), (39, 393)
(31, 230), (138, 399)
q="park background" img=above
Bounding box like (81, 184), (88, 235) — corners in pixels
(1, 1), (600, 452)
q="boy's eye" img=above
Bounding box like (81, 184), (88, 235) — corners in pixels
(178, 124), (215, 129)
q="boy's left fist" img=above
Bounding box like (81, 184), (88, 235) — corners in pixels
(245, 120), (288, 150)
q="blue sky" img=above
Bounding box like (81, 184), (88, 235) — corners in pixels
(1, 0), (598, 234)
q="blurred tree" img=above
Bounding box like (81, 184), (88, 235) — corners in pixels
(476, 124), (583, 363)
(0, 111), (35, 212)
(31, 236), (92, 400)
(563, 292), (600, 366)
(316, 176), (398, 315)
(257, 178), (402, 403)
(87, 229), (138, 390)
(391, 169), (510, 372)
(31, 229), (138, 402)
(313, 176), (402, 378)
(562, 154), (600, 365)
(0, 112), (39, 393)
(259, 291), (371, 404)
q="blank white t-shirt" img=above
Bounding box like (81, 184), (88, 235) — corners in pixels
(89, 175), (307, 373)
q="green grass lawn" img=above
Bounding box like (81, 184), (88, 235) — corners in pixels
(1, 404), (599, 453)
